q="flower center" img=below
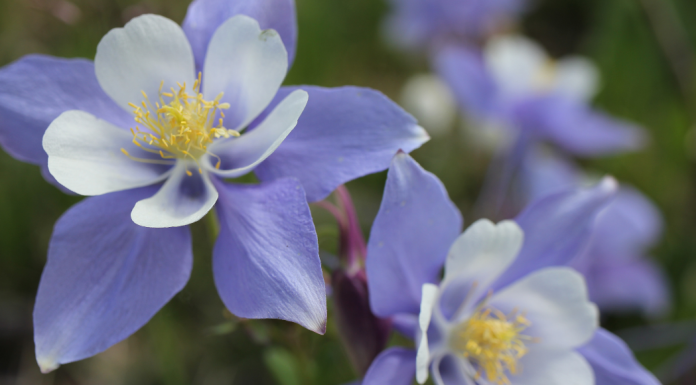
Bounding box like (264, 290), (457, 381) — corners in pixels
(121, 73), (239, 175)
(451, 306), (532, 385)
(532, 59), (557, 92)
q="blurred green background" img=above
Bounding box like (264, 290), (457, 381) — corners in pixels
(2, 0), (696, 384)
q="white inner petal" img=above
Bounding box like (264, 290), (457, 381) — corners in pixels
(131, 162), (218, 228)
(203, 15), (288, 132)
(206, 89), (308, 178)
(486, 35), (549, 98)
(43, 110), (171, 196)
(444, 219), (523, 283)
(553, 57), (600, 101)
(489, 267), (599, 351)
(513, 350), (595, 385)
(440, 219), (523, 321)
(416, 283), (439, 384)
(95, 14), (196, 113)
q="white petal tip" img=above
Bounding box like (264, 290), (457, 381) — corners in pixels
(416, 363), (429, 384)
(312, 320), (327, 335)
(471, 218), (495, 228)
(130, 208), (209, 229)
(130, 201), (215, 229)
(305, 313), (328, 335)
(497, 219), (522, 232)
(598, 175), (619, 194)
(415, 125), (431, 143)
(37, 357), (59, 373)
(260, 28), (280, 40)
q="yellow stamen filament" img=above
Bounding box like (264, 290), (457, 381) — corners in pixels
(533, 59), (557, 91)
(451, 306), (533, 385)
(121, 73), (239, 175)
(120, 149), (176, 166)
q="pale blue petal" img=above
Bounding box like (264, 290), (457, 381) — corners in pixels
(493, 176), (618, 290)
(363, 347), (416, 385)
(583, 259), (670, 316)
(521, 152), (661, 253)
(521, 148), (581, 202)
(254, 86), (429, 202)
(590, 186), (663, 261)
(34, 187), (192, 372)
(521, 152), (669, 316)
(578, 329), (661, 385)
(183, 0), (297, 70)
(512, 96), (647, 156)
(366, 152), (462, 318)
(434, 45), (500, 118)
(212, 178), (326, 333)
(392, 313), (418, 339)
(383, 0), (525, 49)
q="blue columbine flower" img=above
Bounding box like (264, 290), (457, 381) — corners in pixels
(383, 0), (526, 52)
(361, 152), (661, 385)
(522, 149), (670, 316)
(0, 0), (428, 372)
(435, 35), (646, 157)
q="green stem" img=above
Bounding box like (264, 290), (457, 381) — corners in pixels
(205, 209), (220, 244)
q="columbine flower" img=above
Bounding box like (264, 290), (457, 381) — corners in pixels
(435, 35), (647, 215)
(44, 14), (309, 228)
(383, 0), (526, 52)
(522, 149), (670, 316)
(413, 219), (598, 385)
(0, 0), (428, 373)
(361, 152), (661, 385)
(435, 35), (646, 157)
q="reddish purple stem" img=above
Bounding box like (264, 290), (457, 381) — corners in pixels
(315, 185), (367, 277)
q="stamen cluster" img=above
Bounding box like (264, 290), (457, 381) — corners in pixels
(451, 306), (531, 385)
(121, 74), (238, 175)
(532, 60), (558, 91)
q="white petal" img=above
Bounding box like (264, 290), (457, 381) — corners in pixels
(43, 110), (170, 196)
(206, 89), (308, 178)
(432, 354), (476, 385)
(416, 283), (439, 384)
(400, 74), (457, 137)
(203, 15), (288, 131)
(553, 57), (600, 101)
(416, 334), (431, 384)
(485, 35), (549, 98)
(489, 267), (599, 351)
(444, 219), (523, 287)
(131, 162), (218, 228)
(95, 14), (195, 112)
(512, 350), (594, 385)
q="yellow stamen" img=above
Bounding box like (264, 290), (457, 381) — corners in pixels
(451, 306), (533, 385)
(120, 148), (176, 166)
(121, 73), (239, 175)
(533, 59), (557, 91)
